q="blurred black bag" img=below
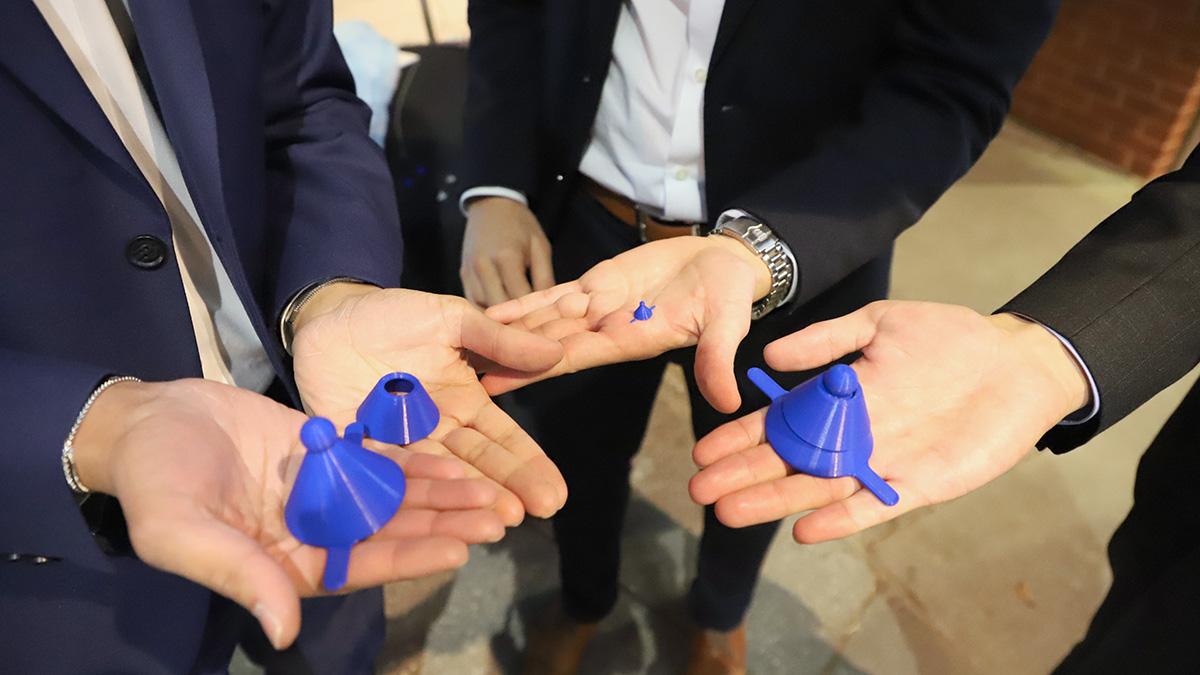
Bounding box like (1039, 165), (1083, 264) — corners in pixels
(384, 44), (470, 295)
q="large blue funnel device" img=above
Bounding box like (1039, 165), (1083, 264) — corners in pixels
(285, 417), (407, 590)
(747, 365), (898, 506)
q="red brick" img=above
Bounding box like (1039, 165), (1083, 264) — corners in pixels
(1125, 89), (1178, 116)
(1102, 64), (1159, 98)
(1142, 60), (1200, 89)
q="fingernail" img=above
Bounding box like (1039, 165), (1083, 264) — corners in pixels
(253, 602), (284, 650)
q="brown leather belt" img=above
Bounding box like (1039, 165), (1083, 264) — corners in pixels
(583, 177), (705, 242)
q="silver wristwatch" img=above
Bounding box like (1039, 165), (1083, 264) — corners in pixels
(709, 210), (797, 320)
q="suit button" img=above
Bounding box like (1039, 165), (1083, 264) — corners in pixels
(126, 235), (167, 269)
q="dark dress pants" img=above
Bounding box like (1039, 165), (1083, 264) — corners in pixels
(503, 187), (891, 631)
(1054, 380), (1200, 674)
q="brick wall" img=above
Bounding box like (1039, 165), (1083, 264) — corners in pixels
(1011, 0), (1200, 177)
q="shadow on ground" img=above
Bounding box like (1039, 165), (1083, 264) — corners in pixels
(419, 496), (859, 674)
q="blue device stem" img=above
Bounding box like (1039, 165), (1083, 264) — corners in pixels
(323, 546), (352, 591)
(855, 468), (900, 506)
(747, 367), (787, 401)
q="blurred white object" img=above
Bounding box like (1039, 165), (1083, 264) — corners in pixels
(334, 20), (420, 146)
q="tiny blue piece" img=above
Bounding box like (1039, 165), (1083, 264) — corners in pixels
(630, 301), (656, 322)
(285, 417), (407, 590)
(747, 365), (899, 506)
(356, 372), (440, 445)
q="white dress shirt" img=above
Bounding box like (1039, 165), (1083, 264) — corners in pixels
(35, 0), (274, 392)
(463, 0), (724, 223)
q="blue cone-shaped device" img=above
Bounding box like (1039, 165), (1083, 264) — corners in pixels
(356, 372), (440, 445)
(747, 365), (899, 506)
(285, 417), (407, 591)
(630, 301), (655, 322)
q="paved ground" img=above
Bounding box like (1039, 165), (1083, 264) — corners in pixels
(236, 4), (1200, 673)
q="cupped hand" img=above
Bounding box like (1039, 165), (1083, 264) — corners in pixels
(291, 287), (568, 524)
(461, 197), (555, 308)
(73, 378), (505, 651)
(688, 301), (1090, 543)
(480, 236), (772, 413)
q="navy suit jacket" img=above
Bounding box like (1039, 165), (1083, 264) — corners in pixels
(0, 1), (402, 671)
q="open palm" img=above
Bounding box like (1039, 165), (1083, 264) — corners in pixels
(689, 301), (1088, 543)
(292, 288), (568, 524)
(104, 379), (504, 650)
(482, 237), (765, 413)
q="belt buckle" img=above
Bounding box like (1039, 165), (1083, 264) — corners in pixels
(635, 208), (649, 243)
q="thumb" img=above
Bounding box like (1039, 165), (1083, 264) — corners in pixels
(694, 280), (754, 413)
(764, 302), (884, 372)
(130, 513), (301, 650)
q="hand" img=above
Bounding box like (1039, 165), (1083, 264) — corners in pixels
(291, 285), (569, 525)
(461, 197), (555, 308)
(688, 301), (1091, 543)
(480, 236), (772, 413)
(71, 378), (505, 650)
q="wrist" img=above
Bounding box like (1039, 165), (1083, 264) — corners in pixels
(991, 313), (1091, 419)
(71, 379), (158, 495)
(466, 195), (525, 218)
(292, 281), (378, 337)
(707, 235), (773, 300)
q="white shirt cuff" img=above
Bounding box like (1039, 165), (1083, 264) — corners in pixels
(1009, 313), (1101, 426)
(459, 186), (529, 217)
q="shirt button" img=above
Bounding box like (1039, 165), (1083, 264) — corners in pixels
(555, 174), (565, 182)
(673, 167), (689, 181)
(693, 67), (707, 83)
(126, 234), (168, 270)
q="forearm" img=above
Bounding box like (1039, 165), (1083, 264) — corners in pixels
(1002, 151), (1200, 450)
(261, 0), (404, 320)
(461, 0), (545, 198)
(729, 0), (1057, 307)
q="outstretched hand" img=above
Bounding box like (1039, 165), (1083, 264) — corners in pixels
(480, 236), (772, 413)
(688, 301), (1091, 543)
(72, 378), (505, 651)
(291, 286), (569, 525)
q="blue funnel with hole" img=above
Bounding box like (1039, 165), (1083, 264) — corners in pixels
(356, 372), (440, 445)
(747, 365), (898, 506)
(285, 417), (407, 590)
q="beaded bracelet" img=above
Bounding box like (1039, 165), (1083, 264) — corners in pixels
(61, 376), (142, 494)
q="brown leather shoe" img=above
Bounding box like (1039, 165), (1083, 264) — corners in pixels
(521, 604), (599, 675)
(684, 624), (747, 675)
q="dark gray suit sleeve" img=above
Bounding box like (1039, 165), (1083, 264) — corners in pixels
(1001, 148), (1200, 452)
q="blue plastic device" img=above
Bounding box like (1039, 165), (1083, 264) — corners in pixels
(630, 301), (655, 322)
(747, 365), (899, 506)
(356, 372), (440, 446)
(284, 417), (407, 591)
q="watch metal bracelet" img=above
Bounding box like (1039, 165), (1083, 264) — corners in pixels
(709, 212), (796, 319)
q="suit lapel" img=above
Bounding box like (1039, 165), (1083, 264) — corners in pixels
(0, 1), (141, 181)
(125, 0), (234, 243)
(711, 0), (760, 67)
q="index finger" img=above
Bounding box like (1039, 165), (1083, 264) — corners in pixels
(460, 305), (565, 373)
(486, 281), (582, 324)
